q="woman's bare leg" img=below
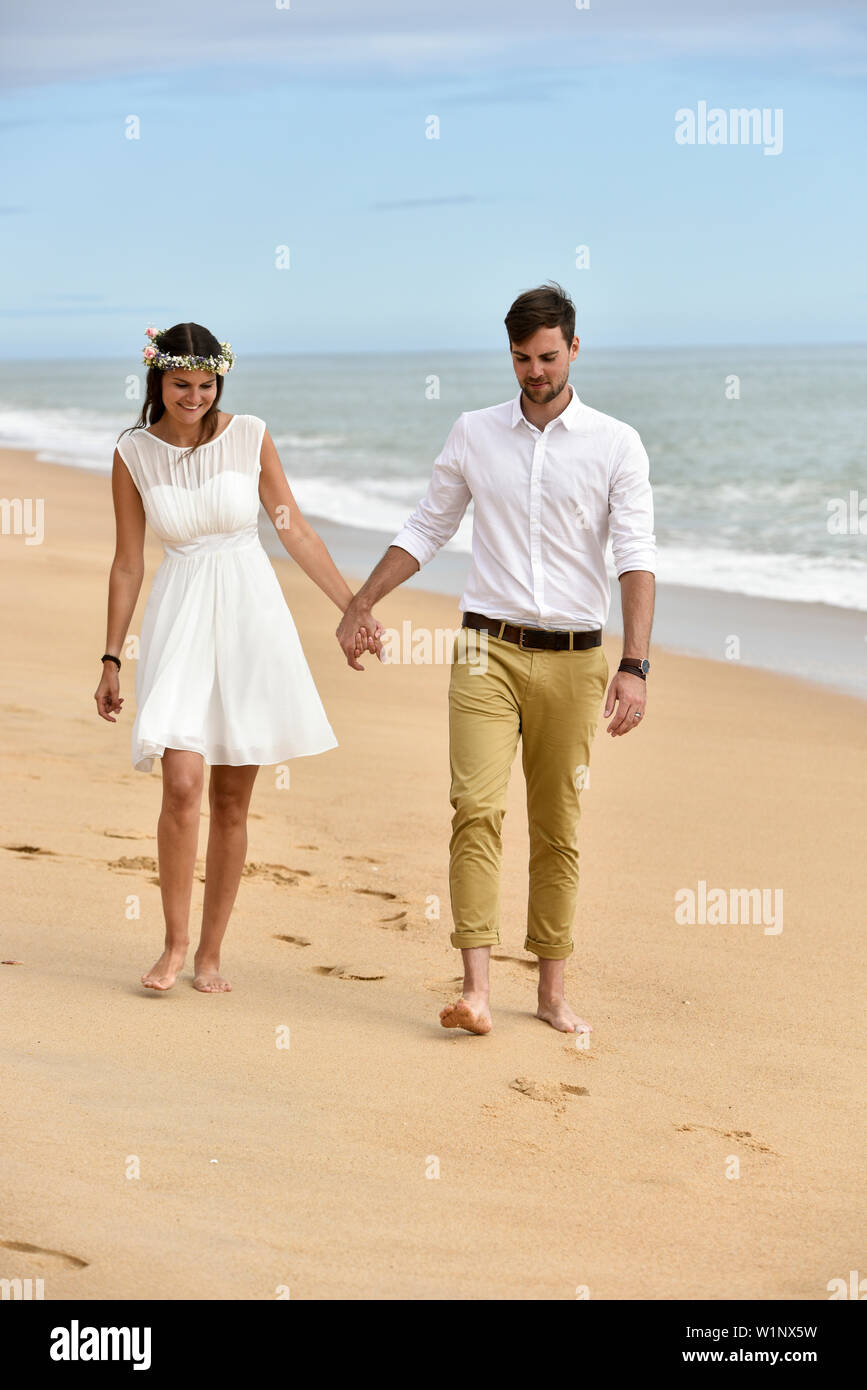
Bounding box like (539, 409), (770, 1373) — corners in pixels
(193, 763), (260, 993)
(141, 749), (204, 990)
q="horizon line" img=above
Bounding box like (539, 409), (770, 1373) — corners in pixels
(1, 341), (865, 364)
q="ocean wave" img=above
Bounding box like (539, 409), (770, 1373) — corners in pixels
(0, 406), (129, 471)
(2, 403), (864, 611)
(289, 475), (475, 552)
(650, 546), (867, 611)
(272, 432), (347, 449)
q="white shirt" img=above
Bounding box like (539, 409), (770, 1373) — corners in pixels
(391, 385), (657, 630)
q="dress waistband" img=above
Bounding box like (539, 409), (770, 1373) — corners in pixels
(163, 528), (260, 558)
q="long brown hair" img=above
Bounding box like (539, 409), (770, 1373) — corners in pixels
(119, 322), (227, 463)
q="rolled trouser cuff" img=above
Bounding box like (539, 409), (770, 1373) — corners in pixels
(523, 935), (574, 960)
(450, 931), (500, 951)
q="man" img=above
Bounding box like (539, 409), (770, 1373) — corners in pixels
(337, 282), (656, 1036)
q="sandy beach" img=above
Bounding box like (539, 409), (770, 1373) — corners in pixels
(1, 446), (865, 1301)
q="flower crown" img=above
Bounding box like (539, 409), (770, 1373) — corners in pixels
(142, 326), (235, 375)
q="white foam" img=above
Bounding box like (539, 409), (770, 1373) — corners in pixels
(648, 545), (867, 612)
(272, 432), (348, 450)
(2, 404), (864, 612)
(0, 407), (127, 472)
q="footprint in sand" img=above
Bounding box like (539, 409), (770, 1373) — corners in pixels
(353, 887), (398, 901)
(510, 1077), (589, 1111)
(315, 964), (386, 981)
(0, 1238), (88, 1269)
(107, 855), (160, 888)
(105, 854), (161, 886)
(107, 854), (158, 873)
(106, 856), (315, 888)
(273, 934), (311, 947)
(243, 862), (311, 885)
(492, 953), (536, 970)
(296, 844), (318, 851)
(675, 1123), (779, 1156)
(343, 855), (379, 864)
(3, 844), (55, 856)
(378, 911), (408, 931)
(97, 829), (152, 841)
(423, 976), (464, 996)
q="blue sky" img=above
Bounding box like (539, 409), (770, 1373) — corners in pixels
(1, 0), (865, 355)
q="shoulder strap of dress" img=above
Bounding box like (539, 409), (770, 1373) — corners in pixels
(246, 415), (268, 464)
(114, 433), (140, 487)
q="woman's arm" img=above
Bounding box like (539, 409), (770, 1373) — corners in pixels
(94, 451), (146, 722)
(257, 427), (364, 617)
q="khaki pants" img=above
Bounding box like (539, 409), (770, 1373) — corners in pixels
(448, 631), (608, 960)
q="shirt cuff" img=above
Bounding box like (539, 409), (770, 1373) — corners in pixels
(614, 544), (657, 578)
(390, 525), (436, 569)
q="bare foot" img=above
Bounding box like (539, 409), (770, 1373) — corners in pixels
(192, 957), (232, 994)
(536, 997), (591, 1034)
(439, 994), (492, 1035)
(141, 946), (187, 992)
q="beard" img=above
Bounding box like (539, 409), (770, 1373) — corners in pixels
(522, 368), (569, 403)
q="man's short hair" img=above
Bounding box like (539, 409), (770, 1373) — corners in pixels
(505, 281), (576, 348)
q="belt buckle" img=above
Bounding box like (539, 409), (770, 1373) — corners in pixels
(518, 626), (529, 649)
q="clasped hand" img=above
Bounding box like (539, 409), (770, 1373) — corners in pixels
(336, 599), (384, 671)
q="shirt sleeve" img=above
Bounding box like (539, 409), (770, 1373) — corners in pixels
(390, 413), (472, 567)
(608, 425), (657, 577)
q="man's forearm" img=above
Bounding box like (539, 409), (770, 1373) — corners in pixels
(336, 545), (420, 670)
(353, 545), (420, 609)
(619, 569), (655, 658)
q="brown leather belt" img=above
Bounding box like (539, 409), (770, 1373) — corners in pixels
(462, 611), (602, 652)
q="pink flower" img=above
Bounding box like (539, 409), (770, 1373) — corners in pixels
(145, 327), (158, 340)
(143, 346), (156, 360)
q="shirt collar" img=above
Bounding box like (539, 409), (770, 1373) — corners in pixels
(511, 383), (583, 431)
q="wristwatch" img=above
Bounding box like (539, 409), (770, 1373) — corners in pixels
(618, 657), (650, 680)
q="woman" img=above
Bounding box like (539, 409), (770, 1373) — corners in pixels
(94, 322), (377, 994)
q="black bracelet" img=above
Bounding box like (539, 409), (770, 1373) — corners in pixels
(101, 653), (121, 670)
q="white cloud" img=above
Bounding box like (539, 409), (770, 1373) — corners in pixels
(2, 0), (864, 87)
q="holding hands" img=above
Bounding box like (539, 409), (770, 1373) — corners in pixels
(336, 598), (384, 671)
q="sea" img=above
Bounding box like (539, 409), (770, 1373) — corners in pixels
(2, 346), (865, 697)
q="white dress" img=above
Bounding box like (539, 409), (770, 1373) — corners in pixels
(115, 413), (338, 773)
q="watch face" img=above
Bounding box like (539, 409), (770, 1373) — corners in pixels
(640, 659), (650, 674)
